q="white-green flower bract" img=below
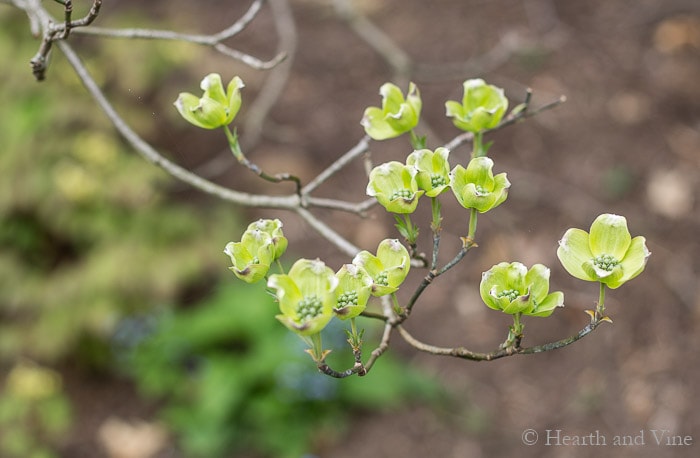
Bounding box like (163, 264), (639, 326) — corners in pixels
(480, 262), (564, 317)
(174, 73), (244, 129)
(361, 82), (422, 140)
(557, 213), (650, 289)
(268, 258), (338, 336)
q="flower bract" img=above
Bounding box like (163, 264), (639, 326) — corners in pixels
(353, 239), (410, 296)
(406, 147), (452, 197)
(361, 82), (422, 140)
(450, 156), (510, 212)
(174, 73), (244, 129)
(268, 259), (338, 336)
(223, 229), (274, 283)
(557, 213), (650, 289)
(366, 161), (424, 214)
(445, 79), (508, 133)
(480, 262), (564, 317)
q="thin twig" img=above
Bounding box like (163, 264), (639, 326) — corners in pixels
(302, 135), (371, 194)
(397, 318), (604, 362)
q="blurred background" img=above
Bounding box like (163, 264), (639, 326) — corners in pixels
(1, 0), (699, 457)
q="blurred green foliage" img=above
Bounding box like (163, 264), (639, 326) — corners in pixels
(0, 7), (238, 363)
(0, 361), (71, 458)
(124, 282), (443, 458)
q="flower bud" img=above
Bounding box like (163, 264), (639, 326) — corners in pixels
(174, 73), (244, 129)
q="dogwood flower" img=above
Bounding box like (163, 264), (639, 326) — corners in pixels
(367, 161), (424, 214)
(557, 214), (650, 289)
(406, 147), (452, 197)
(246, 218), (287, 260)
(445, 78), (508, 133)
(450, 156), (510, 212)
(268, 259), (338, 336)
(333, 264), (373, 319)
(480, 262), (564, 317)
(361, 82), (422, 140)
(223, 229), (275, 283)
(353, 239), (410, 297)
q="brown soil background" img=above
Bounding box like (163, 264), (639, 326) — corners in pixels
(60, 0), (700, 457)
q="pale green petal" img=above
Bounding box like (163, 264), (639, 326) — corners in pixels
(502, 294), (533, 314)
(275, 313), (332, 336)
(557, 228), (594, 281)
(288, 258), (337, 298)
(525, 264), (551, 303)
(380, 82), (405, 114)
(267, 274), (303, 316)
(405, 82), (422, 117)
(528, 291), (564, 317)
(582, 261), (625, 287)
(352, 251), (383, 277)
(589, 213), (631, 259)
(479, 270), (501, 310)
(362, 107), (400, 140)
(464, 157), (496, 189)
(406, 149), (432, 170)
(445, 100), (465, 119)
(617, 236), (650, 286)
(377, 239), (410, 272)
(224, 76), (245, 124)
(200, 73), (227, 105)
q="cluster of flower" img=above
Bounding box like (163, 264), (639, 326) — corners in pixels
(176, 74), (650, 348)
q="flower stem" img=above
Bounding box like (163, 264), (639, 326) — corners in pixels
(430, 197), (442, 269)
(468, 208), (478, 240)
(473, 131), (484, 158)
(409, 129), (425, 149)
(597, 282), (606, 317)
(309, 332), (324, 362)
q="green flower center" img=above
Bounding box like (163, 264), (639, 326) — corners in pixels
(497, 289), (520, 302)
(375, 271), (389, 287)
(430, 174), (447, 188)
(593, 254), (619, 272)
(474, 185), (488, 195)
(390, 189), (413, 200)
(337, 290), (359, 308)
(297, 295), (323, 322)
